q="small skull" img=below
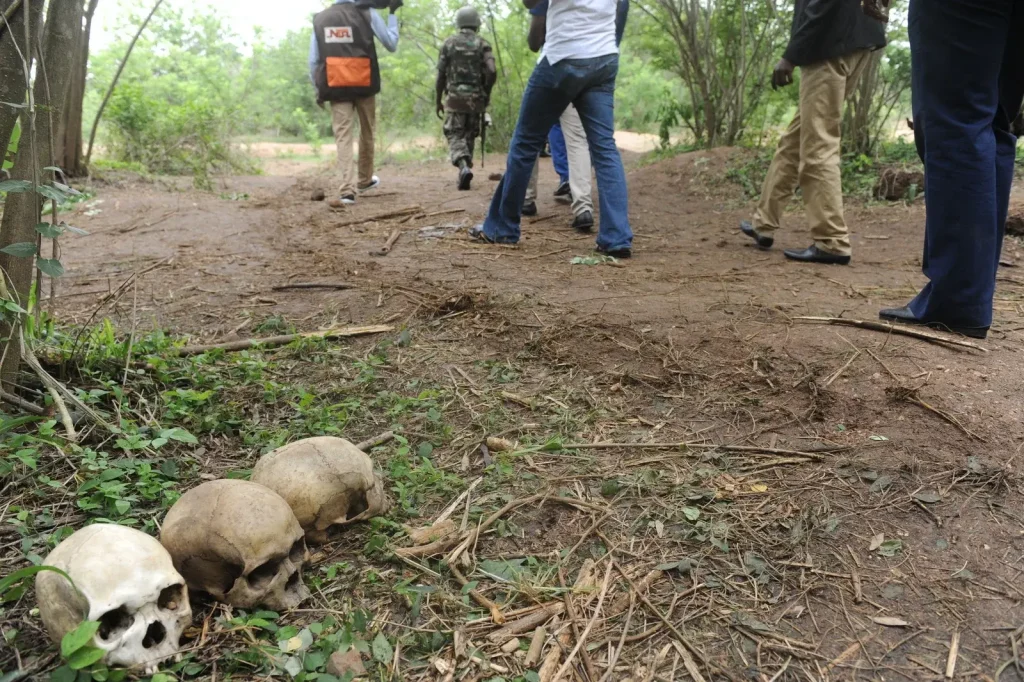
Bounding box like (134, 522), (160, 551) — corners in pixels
(252, 437), (389, 544)
(36, 524), (191, 672)
(160, 480), (310, 610)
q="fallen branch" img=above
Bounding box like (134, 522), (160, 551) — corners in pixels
(559, 566), (599, 682)
(448, 562), (504, 624)
(271, 282), (357, 292)
(330, 205), (422, 226)
(424, 208), (466, 218)
(356, 430), (395, 452)
(0, 388), (46, 416)
(889, 387), (986, 442)
(551, 559), (614, 682)
(488, 603), (564, 642)
(165, 325), (394, 356)
(371, 229), (401, 256)
(563, 441), (837, 460)
(793, 317), (988, 352)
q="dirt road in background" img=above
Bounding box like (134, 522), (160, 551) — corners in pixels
(51, 147), (1024, 678)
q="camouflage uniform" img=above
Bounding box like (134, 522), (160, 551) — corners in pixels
(437, 28), (495, 168)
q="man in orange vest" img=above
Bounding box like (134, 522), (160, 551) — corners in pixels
(310, 0), (401, 208)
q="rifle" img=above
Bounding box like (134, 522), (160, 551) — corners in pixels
(480, 113), (487, 169)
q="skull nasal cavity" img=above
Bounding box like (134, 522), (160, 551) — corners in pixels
(346, 494), (369, 520)
(248, 559), (283, 589)
(98, 606), (133, 641)
(285, 571), (301, 592)
(142, 621), (167, 649)
(158, 584), (185, 610)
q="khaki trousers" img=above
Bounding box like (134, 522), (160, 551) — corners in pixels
(526, 104), (593, 217)
(752, 50), (873, 257)
(331, 97), (376, 197)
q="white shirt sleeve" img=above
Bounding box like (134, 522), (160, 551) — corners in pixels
(370, 9), (400, 53)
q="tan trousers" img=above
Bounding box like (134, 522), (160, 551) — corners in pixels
(331, 97), (376, 197)
(526, 104), (593, 217)
(752, 50), (873, 257)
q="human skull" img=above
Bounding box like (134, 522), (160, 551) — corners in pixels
(252, 437), (389, 545)
(36, 524), (191, 672)
(160, 480), (310, 610)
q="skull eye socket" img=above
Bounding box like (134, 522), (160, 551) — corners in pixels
(98, 606), (134, 641)
(289, 540), (306, 564)
(247, 558), (283, 590)
(142, 621), (166, 649)
(158, 584), (185, 611)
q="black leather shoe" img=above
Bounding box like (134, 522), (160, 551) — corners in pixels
(554, 181), (571, 197)
(522, 201), (538, 217)
(784, 244), (851, 265)
(571, 211), (594, 233)
(458, 166), (473, 191)
(740, 220), (773, 249)
(597, 245), (631, 259)
(879, 306), (989, 339)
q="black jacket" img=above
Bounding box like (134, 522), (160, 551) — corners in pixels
(783, 0), (886, 67)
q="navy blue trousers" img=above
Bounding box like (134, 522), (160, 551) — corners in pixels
(908, 0), (1024, 328)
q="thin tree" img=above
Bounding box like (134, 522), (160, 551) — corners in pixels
(0, 0), (43, 157)
(0, 0), (83, 384)
(84, 0), (164, 169)
(60, 0), (101, 175)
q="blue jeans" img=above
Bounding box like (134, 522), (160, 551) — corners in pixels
(908, 0), (1024, 328)
(482, 54), (632, 251)
(549, 123), (569, 184)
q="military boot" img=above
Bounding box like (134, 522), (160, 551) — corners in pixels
(458, 160), (473, 191)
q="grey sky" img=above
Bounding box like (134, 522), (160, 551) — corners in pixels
(92, 0), (327, 50)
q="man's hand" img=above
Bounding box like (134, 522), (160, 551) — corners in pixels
(389, 0), (403, 13)
(436, 102), (445, 120)
(771, 58), (794, 90)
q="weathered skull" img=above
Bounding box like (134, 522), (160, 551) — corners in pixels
(160, 480), (310, 610)
(36, 524), (191, 672)
(252, 436), (389, 544)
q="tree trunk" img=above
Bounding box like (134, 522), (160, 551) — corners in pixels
(0, 0), (43, 159)
(60, 0), (99, 176)
(0, 0), (83, 385)
(842, 50), (882, 157)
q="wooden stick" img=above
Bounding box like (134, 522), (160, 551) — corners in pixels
(525, 626), (547, 667)
(356, 430), (395, 452)
(488, 603), (564, 642)
(551, 559), (614, 682)
(271, 282), (357, 291)
(371, 229), (401, 256)
(539, 617), (572, 682)
(945, 631), (960, 678)
(559, 566), (599, 682)
(448, 562), (504, 625)
(166, 325), (393, 356)
(614, 562), (721, 679)
(824, 350), (861, 387)
(424, 208), (466, 218)
(563, 441), (836, 460)
(0, 388), (46, 416)
(330, 205), (422, 226)
(597, 596), (635, 682)
(671, 641), (709, 682)
(793, 317), (988, 352)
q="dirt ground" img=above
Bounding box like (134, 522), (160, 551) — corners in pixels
(43, 145), (1024, 680)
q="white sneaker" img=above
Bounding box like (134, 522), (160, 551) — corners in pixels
(358, 176), (380, 192)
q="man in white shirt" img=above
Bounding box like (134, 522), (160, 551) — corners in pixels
(471, 0), (633, 258)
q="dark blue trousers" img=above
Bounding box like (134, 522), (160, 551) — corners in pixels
(908, 0), (1024, 328)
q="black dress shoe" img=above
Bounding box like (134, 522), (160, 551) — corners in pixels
(458, 166), (473, 191)
(783, 244), (851, 265)
(879, 305), (989, 339)
(571, 211), (594, 233)
(522, 201), (538, 217)
(554, 181), (571, 197)
(740, 220), (773, 249)
(597, 245), (631, 259)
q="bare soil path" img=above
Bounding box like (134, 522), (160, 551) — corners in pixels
(47, 148), (1024, 679)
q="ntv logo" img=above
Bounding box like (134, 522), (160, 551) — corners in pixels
(325, 26), (354, 43)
